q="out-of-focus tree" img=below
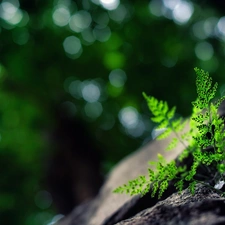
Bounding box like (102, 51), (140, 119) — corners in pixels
(1, 0), (225, 224)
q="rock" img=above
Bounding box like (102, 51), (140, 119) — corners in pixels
(115, 184), (225, 225)
(58, 180), (225, 225)
(56, 123), (190, 225)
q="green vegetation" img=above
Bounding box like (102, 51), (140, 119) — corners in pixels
(2, 1), (225, 224)
(114, 68), (225, 198)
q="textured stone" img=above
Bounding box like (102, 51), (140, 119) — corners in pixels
(56, 125), (189, 225)
(115, 184), (225, 225)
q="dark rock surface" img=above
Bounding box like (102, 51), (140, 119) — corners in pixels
(116, 184), (225, 225)
(57, 126), (188, 225)
(58, 179), (225, 225)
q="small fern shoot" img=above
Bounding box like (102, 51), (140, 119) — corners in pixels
(114, 67), (225, 198)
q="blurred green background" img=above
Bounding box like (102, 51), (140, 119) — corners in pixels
(1, 0), (225, 224)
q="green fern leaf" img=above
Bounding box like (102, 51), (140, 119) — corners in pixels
(189, 181), (197, 195)
(193, 67), (218, 109)
(156, 120), (169, 129)
(215, 96), (225, 108)
(175, 180), (184, 192)
(151, 116), (165, 123)
(156, 128), (172, 140)
(158, 180), (168, 198)
(166, 138), (179, 151)
(167, 106), (176, 120)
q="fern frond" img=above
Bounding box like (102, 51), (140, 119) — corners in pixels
(185, 161), (199, 181)
(167, 106), (176, 120)
(151, 182), (159, 197)
(158, 180), (168, 198)
(215, 96), (225, 108)
(143, 93), (169, 121)
(143, 92), (177, 132)
(172, 118), (187, 132)
(156, 128), (172, 140)
(114, 67), (225, 200)
(174, 180), (184, 192)
(151, 116), (166, 124)
(156, 120), (169, 129)
(189, 181), (197, 195)
(193, 67), (218, 109)
(113, 175), (151, 196)
(166, 138), (179, 151)
(192, 112), (209, 124)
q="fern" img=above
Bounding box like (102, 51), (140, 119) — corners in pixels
(114, 68), (225, 198)
(166, 137), (179, 151)
(142, 92), (188, 148)
(114, 154), (180, 198)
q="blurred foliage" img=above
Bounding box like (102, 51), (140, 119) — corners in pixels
(1, 0), (225, 224)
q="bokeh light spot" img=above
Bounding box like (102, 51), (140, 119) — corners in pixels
(91, 0), (100, 5)
(0, 0), (24, 25)
(108, 4), (127, 22)
(204, 17), (218, 37)
(100, 0), (120, 11)
(217, 16), (225, 37)
(34, 190), (52, 210)
(150, 0), (193, 25)
(163, 0), (180, 10)
(69, 10), (92, 33)
(81, 28), (96, 45)
(8, 9), (23, 25)
(192, 21), (207, 39)
(104, 52), (125, 69)
(81, 81), (101, 103)
(127, 119), (145, 137)
(118, 107), (145, 137)
(109, 69), (127, 87)
(52, 6), (70, 27)
(93, 12), (109, 26)
(192, 18), (218, 40)
(119, 106), (139, 129)
(63, 36), (83, 58)
(84, 102), (103, 119)
(195, 41), (214, 61)
(172, 1), (193, 24)
(68, 80), (82, 99)
(149, 0), (163, 17)
(93, 25), (111, 42)
(2, 1), (18, 14)
(17, 10), (29, 27)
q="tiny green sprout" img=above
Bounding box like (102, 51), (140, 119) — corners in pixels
(114, 67), (225, 198)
